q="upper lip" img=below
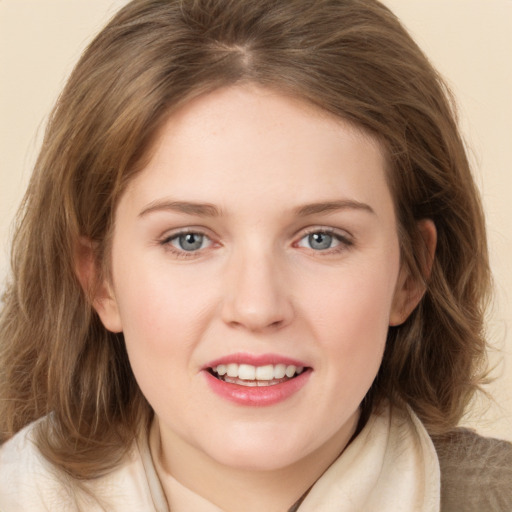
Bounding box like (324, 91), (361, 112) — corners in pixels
(203, 352), (310, 370)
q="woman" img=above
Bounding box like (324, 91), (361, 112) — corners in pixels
(0, 0), (510, 510)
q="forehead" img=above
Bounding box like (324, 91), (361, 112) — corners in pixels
(119, 85), (394, 219)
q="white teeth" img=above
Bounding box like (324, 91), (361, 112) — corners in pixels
(238, 364), (256, 380)
(212, 363), (305, 381)
(226, 363), (238, 377)
(274, 364), (286, 379)
(285, 365), (297, 378)
(255, 365), (274, 380)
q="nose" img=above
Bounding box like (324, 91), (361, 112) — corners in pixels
(221, 249), (294, 333)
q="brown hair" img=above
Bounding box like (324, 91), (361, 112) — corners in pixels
(0, 0), (490, 479)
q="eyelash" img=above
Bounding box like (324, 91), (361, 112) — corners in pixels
(158, 227), (354, 259)
(294, 227), (354, 255)
(159, 229), (215, 259)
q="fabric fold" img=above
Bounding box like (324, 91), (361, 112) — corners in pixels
(297, 403), (440, 512)
(0, 403), (440, 511)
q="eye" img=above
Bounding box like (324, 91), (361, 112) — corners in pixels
(167, 232), (212, 252)
(296, 230), (352, 252)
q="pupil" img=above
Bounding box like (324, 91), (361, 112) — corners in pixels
(309, 232), (332, 250)
(179, 233), (203, 251)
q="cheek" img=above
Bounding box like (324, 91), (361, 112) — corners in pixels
(308, 269), (396, 341)
(302, 258), (399, 385)
(110, 255), (216, 381)
(114, 250), (210, 331)
(112, 267), (214, 413)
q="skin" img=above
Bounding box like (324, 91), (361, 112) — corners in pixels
(91, 85), (432, 512)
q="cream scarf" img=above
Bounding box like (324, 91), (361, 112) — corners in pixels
(0, 402), (440, 511)
(148, 403), (440, 512)
(295, 403), (440, 511)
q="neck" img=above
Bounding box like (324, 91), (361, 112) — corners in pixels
(151, 414), (359, 512)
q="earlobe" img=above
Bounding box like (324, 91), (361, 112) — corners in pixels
(74, 237), (123, 333)
(389, 219), (437, 326)
(93, 281), (123, 333)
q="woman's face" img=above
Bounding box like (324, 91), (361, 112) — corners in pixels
(97, 85), (413, 474)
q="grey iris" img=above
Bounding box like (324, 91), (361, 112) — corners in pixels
(179, 233), (204, 251)
(309, 232), (333, 250)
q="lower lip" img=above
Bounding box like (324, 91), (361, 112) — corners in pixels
(203, 370), (311, 406)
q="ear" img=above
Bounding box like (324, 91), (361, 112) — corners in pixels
(74, 237), (123, 333)
(389, 219), (437, 326)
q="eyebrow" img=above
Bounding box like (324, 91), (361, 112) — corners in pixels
(294, 200), (375, 217)
(138, 198), (375, 219)
(138, 200), (221, 218)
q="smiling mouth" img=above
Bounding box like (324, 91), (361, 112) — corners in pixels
(208, 363), (307, 387)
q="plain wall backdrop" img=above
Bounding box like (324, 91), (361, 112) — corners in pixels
(1, 0), (511, 441)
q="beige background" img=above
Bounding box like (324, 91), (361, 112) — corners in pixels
(1, 0), (511, 441)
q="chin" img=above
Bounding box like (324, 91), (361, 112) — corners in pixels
(210, 448), (304, 472)
(199, 428), (315, 472)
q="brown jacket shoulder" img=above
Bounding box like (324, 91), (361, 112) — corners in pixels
(433, 429), (512, 512)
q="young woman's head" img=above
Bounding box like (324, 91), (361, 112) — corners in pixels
(0, 0), (490, 478)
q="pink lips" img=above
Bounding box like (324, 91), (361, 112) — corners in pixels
(204, 353), (308, 369)
(203, 353), (311, 406)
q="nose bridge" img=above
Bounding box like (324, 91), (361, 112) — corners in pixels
(221, 239), (293, 331)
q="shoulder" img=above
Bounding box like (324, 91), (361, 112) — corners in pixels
(0, 419), (71, 510)
(432, 428), (512, 512)
(0, 418), (159, 511)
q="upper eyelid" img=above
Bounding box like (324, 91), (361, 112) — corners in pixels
(297, 226), (353, 241)
(160, 226), (214, 241)
(157, 225), (354, 246)
(293, 227), (355, 253)
(159, 229), (216, 258)
(158, 229), (216, 255)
